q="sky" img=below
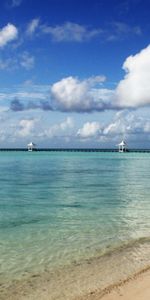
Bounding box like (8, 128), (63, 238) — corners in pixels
(0, 0), (150, 148)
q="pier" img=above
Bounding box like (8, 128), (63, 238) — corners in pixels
(0, 148), (149, 152)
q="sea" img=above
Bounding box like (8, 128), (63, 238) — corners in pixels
(0, 151), (150, 298)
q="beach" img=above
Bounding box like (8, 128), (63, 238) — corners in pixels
(0, 238), (149, 300)
(100, 269), (150, 300)
(78, 268), (150, 300)
(0, 262), (149, 300)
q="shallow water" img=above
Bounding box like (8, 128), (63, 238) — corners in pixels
(0, 152), (150, 284)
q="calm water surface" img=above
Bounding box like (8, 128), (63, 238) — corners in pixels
(0, 152), (150, 283)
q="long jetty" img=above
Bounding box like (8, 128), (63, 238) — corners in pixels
(0, 148), (150, 152)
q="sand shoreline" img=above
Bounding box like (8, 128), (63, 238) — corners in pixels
(77, 266), (150, 300)
(0, 239), (150, 300)
(0, 256), (149, 300)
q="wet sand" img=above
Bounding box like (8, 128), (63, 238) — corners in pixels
(0, 241), (149, 300)
(0, 238), (149, 300)
(0, 266), (149, 300)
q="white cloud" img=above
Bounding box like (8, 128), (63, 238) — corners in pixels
(6, 116), (74, 144)
(58, 116), (74, 130)
(51, 76), (112, 112)
(0, 114), (39, 143)
(18, 119), (37, 137)
(0, 23), (18, 48)
(40, 21), (141, 43)
(115, 44), (150, 107)
(103, 110), (150, 138)
(20, 52), (35, 70)
(26, 18), (40, 36)
(103, 118), (126, 136)
(77, 110), (150, 144)
(77, 121), (101, 139)
(44, 117), (74, 138)
(42, 22), (102, 42)
(0, 77), (114, 113)
(1, 43), (150, 117)
(48, 45), (150, 113)
(0, 107), (149, 147)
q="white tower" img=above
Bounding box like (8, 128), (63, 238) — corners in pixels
(27, 142), (36, 152)
(118, 140), (127, 152)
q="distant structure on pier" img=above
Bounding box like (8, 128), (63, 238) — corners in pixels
(27, 142), (36, 152)
(118, 140), (128, 152)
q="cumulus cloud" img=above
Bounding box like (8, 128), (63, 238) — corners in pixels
(9, 116), (74, 145)
(41, 22), (102, 42)
(77, 121), (101, 139)
(51, 76), (115, 112)
(18, 119), (36, 137)
(103, 111), (128, 136)
(76, 111), (150, 146)
(115, 44), (150, 108)
(26, 18), (40, 36)
(6, 78), (115, 113)
(0, 23), (18, 48)
(0, 106), (149, 146)
(103, 110), (150, 138)
(43, 117), (74, 138)
(3, 43), (150, 115)
(50, 45), (150, 112)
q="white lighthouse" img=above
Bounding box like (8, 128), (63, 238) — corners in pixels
(118, 140), (128, 152)
(27, 142), (36, 152)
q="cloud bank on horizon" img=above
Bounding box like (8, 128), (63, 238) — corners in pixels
(1, 110), (149, 148)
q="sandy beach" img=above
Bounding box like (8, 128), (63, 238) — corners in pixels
(101, 270), (150, 300)
(0, 254), (149, 300)
(78, 267), (150, 300)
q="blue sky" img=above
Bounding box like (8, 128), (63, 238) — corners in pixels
(0, 0), (150, 148)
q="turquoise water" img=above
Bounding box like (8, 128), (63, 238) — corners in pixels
(0, 152), (150, 283)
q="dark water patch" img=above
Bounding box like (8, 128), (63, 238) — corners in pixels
(0, 216), (51, 229)
(58, 203), (84, 209)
